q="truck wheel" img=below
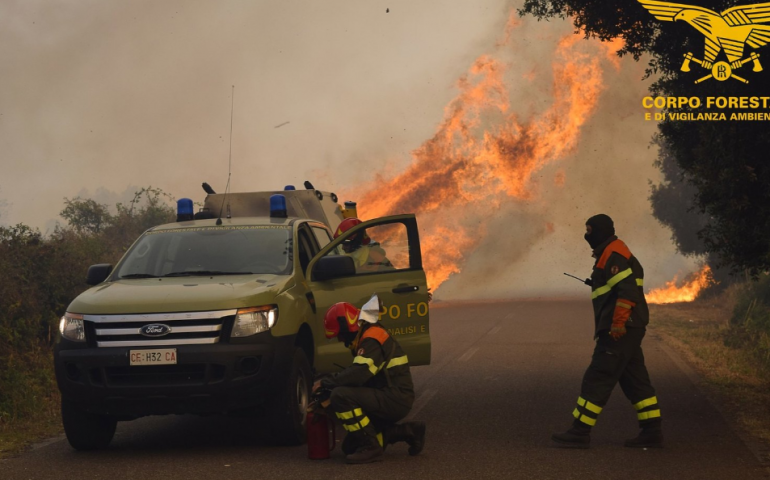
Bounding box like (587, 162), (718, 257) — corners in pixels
(61, 399), (117, 450)
(267, 347), (312, 445)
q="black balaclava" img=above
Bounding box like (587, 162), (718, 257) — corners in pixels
(585, 214), (615, 250)
(337, 317), (358, 348)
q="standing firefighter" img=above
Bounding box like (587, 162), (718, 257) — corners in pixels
(314, 294), (426, 464)
(553, 214), (662, 448)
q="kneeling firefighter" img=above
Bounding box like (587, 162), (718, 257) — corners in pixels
(313, 294), (426, 464)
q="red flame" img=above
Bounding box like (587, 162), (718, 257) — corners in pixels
(647, 265), (715, 304)
(350, 14), (622, 291)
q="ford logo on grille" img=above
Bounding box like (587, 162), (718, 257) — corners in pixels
(140, 324), (172, 337)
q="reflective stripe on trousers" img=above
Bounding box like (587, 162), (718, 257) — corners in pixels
(573, 396), (603, 427)
(633, 396), (661, 422)
(336, 408), (369, 431)
(334, 409), (384, 446)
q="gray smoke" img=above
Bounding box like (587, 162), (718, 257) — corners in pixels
(0, 0), (698, 299)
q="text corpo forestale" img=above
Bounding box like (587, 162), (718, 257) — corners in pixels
(643, 96), (770, 109)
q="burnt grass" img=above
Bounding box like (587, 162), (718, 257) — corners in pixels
(650, 285), (770, 461)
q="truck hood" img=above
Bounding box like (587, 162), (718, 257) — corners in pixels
(67, 274), (293, 314)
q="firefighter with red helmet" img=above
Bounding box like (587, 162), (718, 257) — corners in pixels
(334, 218), (395, 273)
(314, 294), (425, 464)
(552, 214), (662, 449)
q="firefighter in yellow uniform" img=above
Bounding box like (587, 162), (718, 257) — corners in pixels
(553, 214), (662, 448)
(334, 218), (395, 273)
(314, 295), (425, 464)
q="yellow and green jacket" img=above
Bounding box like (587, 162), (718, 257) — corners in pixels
(590, 236), (649, 336)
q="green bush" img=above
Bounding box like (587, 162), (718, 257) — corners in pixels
(0, 349), (58, 424)
(729, 274), (770, 368)
(0, 187), (175, 425)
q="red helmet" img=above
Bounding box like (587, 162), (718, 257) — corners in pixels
(334, 218), (370, 245)
(324, 302), (360, 339)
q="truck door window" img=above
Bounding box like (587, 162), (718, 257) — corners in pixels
(297, 226), (316, 275)
(323, 222), (410, 275)
(311, 226), (333, 250)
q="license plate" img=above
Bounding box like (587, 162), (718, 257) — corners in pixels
(130, 348), (177, 366)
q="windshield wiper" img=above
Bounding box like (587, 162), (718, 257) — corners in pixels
(163, 271), (251, 277)
(120, 273), (159, 279)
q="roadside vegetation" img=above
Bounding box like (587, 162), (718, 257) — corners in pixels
(0, 188), (174, 457)
(650, 277), (770, 456)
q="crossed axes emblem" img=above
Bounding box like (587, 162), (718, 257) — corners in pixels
(681, 51), (763, 84)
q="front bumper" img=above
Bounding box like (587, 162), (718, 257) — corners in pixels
(54, 335), (295, 417)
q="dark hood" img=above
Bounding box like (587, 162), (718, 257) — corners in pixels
(585, 214), (615, 250)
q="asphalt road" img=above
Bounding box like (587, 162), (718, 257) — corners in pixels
(2, 299), (768, 479)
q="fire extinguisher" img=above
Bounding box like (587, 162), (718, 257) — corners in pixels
(307, 409), (336, 460)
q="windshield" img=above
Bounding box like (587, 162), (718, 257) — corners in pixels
(114, 225), (292, 279)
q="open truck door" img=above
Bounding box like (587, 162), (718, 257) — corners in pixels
(306, 214), (431, 374)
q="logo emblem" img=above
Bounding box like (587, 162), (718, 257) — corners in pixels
(639, 1), (769, 83)
(140, 324), (172, 337)
(357, 348), (365, 356)
(611, 265), (619, 275)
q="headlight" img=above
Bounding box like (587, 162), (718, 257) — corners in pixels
(59, 313), (86, 342)
(232, 306), (278, 337)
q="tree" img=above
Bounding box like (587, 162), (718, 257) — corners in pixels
(60, 198), (112, 234)
(521, 1), (770, 276)
(649, 135), (707, 257)
(649, 135), (732, 289)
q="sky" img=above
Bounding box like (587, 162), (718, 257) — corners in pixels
(0, 0), (699, 299)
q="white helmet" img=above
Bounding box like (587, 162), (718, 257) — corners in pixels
(358, 294), (381, 324)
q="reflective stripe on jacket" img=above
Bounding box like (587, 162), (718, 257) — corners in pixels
(590, 236), (649, 335)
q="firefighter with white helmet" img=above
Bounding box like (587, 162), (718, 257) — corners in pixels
(314, 294), (425, 464)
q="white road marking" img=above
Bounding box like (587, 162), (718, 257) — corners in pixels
(405, 388), (438, 420)
(488, 326), (502, 336)
(458, 346), (480, 362)
(505, 312), (515, 320)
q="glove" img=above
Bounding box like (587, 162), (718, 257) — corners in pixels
(610, 299), (635, 340)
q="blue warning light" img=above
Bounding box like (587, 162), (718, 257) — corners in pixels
(270, 194), (288, 218)
(284, 185), (296, 191)
(176, 198), (194, 221)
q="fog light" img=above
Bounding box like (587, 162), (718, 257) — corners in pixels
(239, 356), (261, 375)
(65, 363), (81, 381)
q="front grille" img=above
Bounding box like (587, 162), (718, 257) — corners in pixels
(84, 309), (236, 347)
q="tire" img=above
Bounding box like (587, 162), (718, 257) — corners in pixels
(267, 347), (312, 446)
(61, 399), (118, 451)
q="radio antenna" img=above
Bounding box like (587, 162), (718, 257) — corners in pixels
(217, 85), (235, 225)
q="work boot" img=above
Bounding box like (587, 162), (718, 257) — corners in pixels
(386, 421), (426, 455)
(552, 422), (591, 449)
(345, 444), (384, 464)
(341, 433), (364, 456)
(624, 426), (663, 448)
(406, 422), (426, 456)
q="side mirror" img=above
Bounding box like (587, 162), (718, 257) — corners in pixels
(313, 255), (355, 281)
(86, 264), (113, 285)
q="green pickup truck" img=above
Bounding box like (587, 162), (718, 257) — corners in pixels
(54, 187), (431, 449)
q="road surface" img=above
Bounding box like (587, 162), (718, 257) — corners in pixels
(2, 299), (767, 479)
